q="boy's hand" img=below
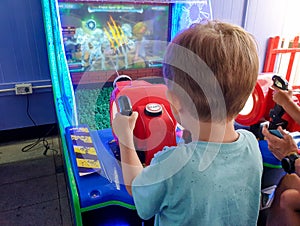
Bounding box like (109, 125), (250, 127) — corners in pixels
(112, 111), (139, 149)
(262, 125), (298, 160)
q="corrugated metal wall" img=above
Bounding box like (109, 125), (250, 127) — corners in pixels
(0, 0), (50, 83)
(0, 0), (56, 130)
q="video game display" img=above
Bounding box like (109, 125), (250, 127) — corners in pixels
(58, 2), (170, 72)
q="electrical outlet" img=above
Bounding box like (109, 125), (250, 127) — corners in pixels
(15, 83), (33, 95)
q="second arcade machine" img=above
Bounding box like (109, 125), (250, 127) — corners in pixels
(236, 73), (300, 219)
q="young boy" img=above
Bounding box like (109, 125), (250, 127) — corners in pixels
(112, 20), (263, 225)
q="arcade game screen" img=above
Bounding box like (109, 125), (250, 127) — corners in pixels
(58, 2), (170, 72)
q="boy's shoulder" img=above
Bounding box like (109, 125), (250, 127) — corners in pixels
(152, 145), (178, 162)
(151, 143), (191, 164)
(236, 128), (254, 135)
(237, 129), (257, 141)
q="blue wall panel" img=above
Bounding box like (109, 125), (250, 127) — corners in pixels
(0, 0), (56, 131)
(0, 0), (50, 83)
(0, 90), (56, 130)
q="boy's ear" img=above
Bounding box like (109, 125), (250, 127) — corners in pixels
(166, 90), (182, 112)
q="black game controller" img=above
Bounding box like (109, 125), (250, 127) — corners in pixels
(272, 75), (288, 90)
(269, 75), (289, 130)
(117, 95), (133, 116)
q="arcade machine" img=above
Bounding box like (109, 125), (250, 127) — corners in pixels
(41, 0), (212, 225)
(235, 73), (300, 225)
(236, 74), (300, 169)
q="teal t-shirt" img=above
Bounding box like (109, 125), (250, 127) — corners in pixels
(132, 129), (263, 226)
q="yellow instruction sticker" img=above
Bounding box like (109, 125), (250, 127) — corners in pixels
(74, 146), (97, 155)
(76, 158), (101, 169)
(71, 135), (93, 143)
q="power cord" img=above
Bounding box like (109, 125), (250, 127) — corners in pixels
(25, 93), (37, 127)
(21, 95), (58, 155)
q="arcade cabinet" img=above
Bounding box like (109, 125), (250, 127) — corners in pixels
(41, 0), (212, 225)
(236, 73), (300, 225)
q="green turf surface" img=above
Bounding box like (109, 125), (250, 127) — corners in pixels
(75, 87), (113, 130)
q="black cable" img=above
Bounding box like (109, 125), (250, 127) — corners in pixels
(26, 94), (37, 127)
(21, 124), (58, 155)
(21, 95), (58, 155)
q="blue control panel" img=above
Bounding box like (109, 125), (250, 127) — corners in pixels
(65, 126), (134, 208)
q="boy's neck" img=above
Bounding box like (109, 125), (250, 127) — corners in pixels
(197, 120), (239, 143)
(183, 117), (239, 143)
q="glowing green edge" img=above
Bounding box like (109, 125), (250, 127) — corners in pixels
(41, 0), (82, 225)
(263, 162), (282, 169)
(81, 201), (136, 213)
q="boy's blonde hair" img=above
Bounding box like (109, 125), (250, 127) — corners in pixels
(163, 20), (259, 122)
